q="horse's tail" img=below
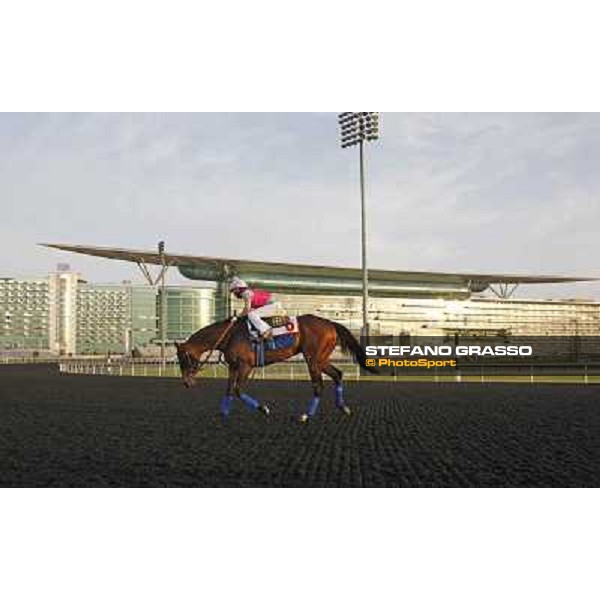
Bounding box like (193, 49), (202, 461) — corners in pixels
(333, 321), (378, 374)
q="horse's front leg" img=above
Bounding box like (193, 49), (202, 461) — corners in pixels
(220, 364), (237, 417)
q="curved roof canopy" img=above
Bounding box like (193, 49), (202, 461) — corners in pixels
(41, 243), (597, 299)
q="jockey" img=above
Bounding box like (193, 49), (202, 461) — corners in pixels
(229, 276), (281, 340)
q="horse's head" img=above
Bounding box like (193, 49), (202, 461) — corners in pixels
(175, 341), (200, 388)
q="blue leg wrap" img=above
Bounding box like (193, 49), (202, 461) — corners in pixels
(307, 396), (320, 417)
(220, 394), (234, 416)
(240, 393), (260, 411)
(335, 384), (344, 407)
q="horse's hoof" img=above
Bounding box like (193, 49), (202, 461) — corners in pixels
(299, 413), (309, 423)
(258, 404), (271, 416)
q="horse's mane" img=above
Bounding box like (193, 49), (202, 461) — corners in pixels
(186, 319), (236, 345)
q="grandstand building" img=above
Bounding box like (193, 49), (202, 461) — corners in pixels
(4, 244), (598, 356)
(40, 244), (600, 342)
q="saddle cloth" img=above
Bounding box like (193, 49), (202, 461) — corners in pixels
(247, 315), (299, 339)
(253, 333), (297, 366)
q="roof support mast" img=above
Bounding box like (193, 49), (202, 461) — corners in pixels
(489, 282), (519, 299)
(134, 246), (171, 369)
(135, 258), (170, 287)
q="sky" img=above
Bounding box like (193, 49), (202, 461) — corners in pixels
(1, 112), (599, 299)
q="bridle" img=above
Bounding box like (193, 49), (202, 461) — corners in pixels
(180, 318), (238, 377)
(179, 347), (200, 375)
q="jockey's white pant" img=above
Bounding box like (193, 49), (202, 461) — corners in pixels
(248, 301), (283, 335)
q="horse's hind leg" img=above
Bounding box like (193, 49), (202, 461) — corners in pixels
(234, 361), (270, 416)
(323, 363), (351, 416)
(300, 359), (324, 422)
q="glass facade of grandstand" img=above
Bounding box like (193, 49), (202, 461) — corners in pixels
(164, 288), (214, 344)
(2, 268), (599, 356)
(270, 293), (600, 337)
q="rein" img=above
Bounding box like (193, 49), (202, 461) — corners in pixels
(193, 319), (237, 373)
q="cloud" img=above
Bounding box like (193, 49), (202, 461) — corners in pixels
(0, 112), (598, 299)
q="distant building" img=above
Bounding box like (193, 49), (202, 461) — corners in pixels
(0, 277), (50, 352)
(48, 270), (79, 354)
(0, 268), (214, 355)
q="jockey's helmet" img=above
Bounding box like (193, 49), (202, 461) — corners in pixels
(229, 276), (248, 292)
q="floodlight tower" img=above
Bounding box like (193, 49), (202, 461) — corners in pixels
(338, 112), (380, 339)
(158, 240), (166, 369)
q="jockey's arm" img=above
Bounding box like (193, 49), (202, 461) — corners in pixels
(238, 291), (252, 316)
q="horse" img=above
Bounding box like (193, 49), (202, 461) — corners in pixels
(175, 314), (377, 421)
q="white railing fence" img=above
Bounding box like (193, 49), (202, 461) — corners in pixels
(57, 357), (359, 381)
(1, 356), (61, 365)
(55, 357), (600, 384)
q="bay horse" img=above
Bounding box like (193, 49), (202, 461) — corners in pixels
(175, 314), (377, 421)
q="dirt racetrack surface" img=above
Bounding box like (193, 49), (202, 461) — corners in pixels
(1, 364), (599, 487)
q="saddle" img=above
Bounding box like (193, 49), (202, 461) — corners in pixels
(246, 315), (299, 367)
(246, 315), (300, 339)
(263, 315), (292, 328)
